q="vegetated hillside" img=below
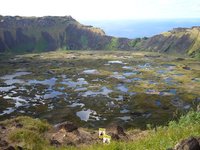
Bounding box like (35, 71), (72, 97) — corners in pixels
(0, 15), (133, 52)
(1, 15), (200, 58)
(138, 27), (200, 58)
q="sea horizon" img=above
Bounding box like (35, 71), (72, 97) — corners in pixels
(81, 18), (200, 38)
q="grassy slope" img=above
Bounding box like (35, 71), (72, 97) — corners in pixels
(84, 111), (200, 150)
(161, 27), (200, 59)
(0, 111), (199, 150)
(0, 116), (51, 150)
(188, 28), (200, 58)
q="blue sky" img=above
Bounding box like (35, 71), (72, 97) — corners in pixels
(1, 0), (200, 21)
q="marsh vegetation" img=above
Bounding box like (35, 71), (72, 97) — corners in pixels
(0, 51), (200, 129)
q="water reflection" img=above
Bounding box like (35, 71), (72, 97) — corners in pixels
(76, 109), (99, 121)
(0, 56), (199, 129)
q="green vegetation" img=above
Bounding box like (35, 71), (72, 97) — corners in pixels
(0, 116), (50, 133)
(0, 111), (199, 150)
(82, 111), (200, 150)
(0, 51), (199, 149)
(162, 28), (200, 58)
(35, 37), (48, 52)
(1, 16), (200, 58)
(80, 35), (88, 49)
(0, 116), (51, 150)
(9, 129), (47, 150)
(128, 38), (141, 47)
(0, 16), (134, 53)
(106, 38), (119, 50)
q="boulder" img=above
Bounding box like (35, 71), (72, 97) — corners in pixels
(51, 128), (66, 144)
(55, 121), (78, 132)
(47, 70), (55, 75)
(182, 66), (191, 70)
(174, 137), (200, 150)
(106, 124), (128, 140)
(0, 139), (8, 147)
(51, 127), (98, 146)
(4, 146), (15, 150)
(15, 123), (23, 128)
(130, 111), (143, 117)
(0, 125), (6, 130)
(176, 58), (185, 61)
(50, 139), (61, 147)
(16, 146), (23, 150)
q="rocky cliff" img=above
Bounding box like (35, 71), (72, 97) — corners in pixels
(138, 27), (200, 58)
(0, 15), (133, 52)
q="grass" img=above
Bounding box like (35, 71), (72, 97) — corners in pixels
(1, 111), (199, 150)
(1, 116), (51, 133)
(9, 129), (47, 150)
(81, 111), (200, 150)
(0, 116), (51, 150)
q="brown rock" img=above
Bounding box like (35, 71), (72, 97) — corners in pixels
(176, 58), (185, 61)
(15, 123), (23, 128)
(55, 121), (78, 132)
(0, 125), (6, 130)
(4, 146), (15, 150)
(182, 66), (191, 70)
(50, 139), (61, 147)
(174, 137), (200, 150)
(130, 111), (143, 117)
(16, 146), (23, 150)
(51, 129), (66, 144)
(51, 126), (98, 146)
(0, 139), (8, 147)
(106, 125), (128, 140)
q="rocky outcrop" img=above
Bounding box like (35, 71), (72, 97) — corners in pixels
(0, 116), (144, 149)
(106, 124), (128, 140)
(0, 15), (134, 52)
(169, 137), (200, 150)
(55, 121), (78, 132)
(50, 122), (130, 147)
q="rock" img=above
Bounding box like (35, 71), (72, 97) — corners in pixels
(0, 139), (8, 147)
(174, 137), (200, 150)
(15, 123), (23, 128)
(182, 66), (191, 70)
(51, 128), (66, 144)
(162, 106), (170, 110)
(4, 146), (15, 150)
(47, 70), (55, 75)
(55, 121), (78, 132)
(176, 58), (185, 61)
(41, 31), (57, 51)
(16, 146), (23, 150)
(0, 125), (6, 130)
(130, 111), (143, 117)
(50, 139), (61, 147)
(51, 120), (98, 146)
(144, 55), (161, 58)
(197, 105), (200, 112)
(106, 124), (128, 140)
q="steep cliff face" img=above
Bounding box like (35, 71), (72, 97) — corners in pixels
(0, 15), (133, 52)
(138, 27), (200, 58)
(1, 15), (200, 58)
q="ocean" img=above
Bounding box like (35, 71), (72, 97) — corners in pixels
(81, 19), (200, 39)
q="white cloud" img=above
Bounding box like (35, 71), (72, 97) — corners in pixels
(0, 0), (199, 20)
